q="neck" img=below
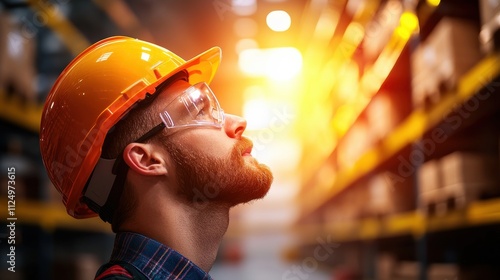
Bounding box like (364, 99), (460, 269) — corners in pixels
(121, 190), (231, 272)
(180, 203), (231, 271)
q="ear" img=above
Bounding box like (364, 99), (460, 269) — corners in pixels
(122, 143), (168, 176)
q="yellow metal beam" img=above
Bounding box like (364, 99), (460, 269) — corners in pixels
(0, 89), (42, 132)
(93, 0), (155, 42)
(0, 199), (112, 233)
(27, 0), (90, 56)
(294, 198), (500, 244)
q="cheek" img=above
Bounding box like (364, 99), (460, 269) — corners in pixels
(214, 139), (235, 154)
(175, 130), (235, 159)
(199, 140), (234, 160)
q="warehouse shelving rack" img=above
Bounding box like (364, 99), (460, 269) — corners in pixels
(293, 1), (500, 278)
(300, 53), (500, 222)
(293, 55), (500, 280)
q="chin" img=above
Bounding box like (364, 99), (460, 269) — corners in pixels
(227, 161), (273, 206)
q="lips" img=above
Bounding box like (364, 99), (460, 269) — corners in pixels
(237, 137), (253, 156)
(242, 145), (253, 156)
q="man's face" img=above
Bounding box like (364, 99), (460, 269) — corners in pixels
(156, 80), (273, 207)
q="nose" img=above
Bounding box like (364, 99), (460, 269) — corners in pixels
(223, 114), (247, 139)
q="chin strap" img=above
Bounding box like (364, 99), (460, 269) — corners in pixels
(83, 157), (129, 224)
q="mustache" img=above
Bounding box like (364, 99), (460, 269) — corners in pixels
(233, 136), (253, 155)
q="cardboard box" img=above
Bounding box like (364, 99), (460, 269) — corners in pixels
(441, 152), (499, 187)
(323, 185), (367, 223)
(420, 182), (476, 216)
(421, 152), (500, 215)
(411, 17), (482, 109)
(0, 12), (37, 103)
(440, 151), (500, 202)
(417, 159), (441, 194)
(363, 172), (415, 217)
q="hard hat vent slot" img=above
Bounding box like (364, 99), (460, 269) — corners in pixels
(121, 79), (148, 99)
(154, 68), (162, 79)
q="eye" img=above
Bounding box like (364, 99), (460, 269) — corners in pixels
(195, 103), (213, 121)
(196, 96), (213, 116)
(196, 107), (207, 117)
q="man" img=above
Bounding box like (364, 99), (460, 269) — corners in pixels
(39, 36), (273, 279)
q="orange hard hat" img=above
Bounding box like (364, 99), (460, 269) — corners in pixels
(40, 36), (221, 218)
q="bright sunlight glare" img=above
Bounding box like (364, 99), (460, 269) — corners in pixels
(266, 10), (291, 32)
(238, 47), (303, 81)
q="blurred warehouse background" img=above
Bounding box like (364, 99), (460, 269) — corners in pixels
(1, 0), (500, 279)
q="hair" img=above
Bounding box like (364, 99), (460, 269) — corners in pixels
(101, 71), (188, 232)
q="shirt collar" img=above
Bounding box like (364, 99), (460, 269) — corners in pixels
(111, 232), (213, 280)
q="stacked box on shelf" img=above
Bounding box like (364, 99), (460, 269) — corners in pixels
(0, 11), (37, 103)
(419, 151), (500, 215)
(322, 169), (415, 223)
(411, 17), (482, 109)
(322, 183), (368, 223)
(362, 171), (415, 218)
(418, 159), (442, 215)
(419, 122), (500, 215)
(440, 151), (500, 205)
(479, 0), (500, 53)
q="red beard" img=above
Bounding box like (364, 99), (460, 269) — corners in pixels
(164, 136), (273, 208)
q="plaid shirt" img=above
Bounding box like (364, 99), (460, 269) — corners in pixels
(96, 232), (213, 280)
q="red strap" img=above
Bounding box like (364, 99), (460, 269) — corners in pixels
(95, 264), (133, 280)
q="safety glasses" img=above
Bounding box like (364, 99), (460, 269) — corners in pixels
(135, 82), (225, 143)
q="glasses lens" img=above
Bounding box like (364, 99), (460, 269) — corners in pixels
(160, 82), (224, 130)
